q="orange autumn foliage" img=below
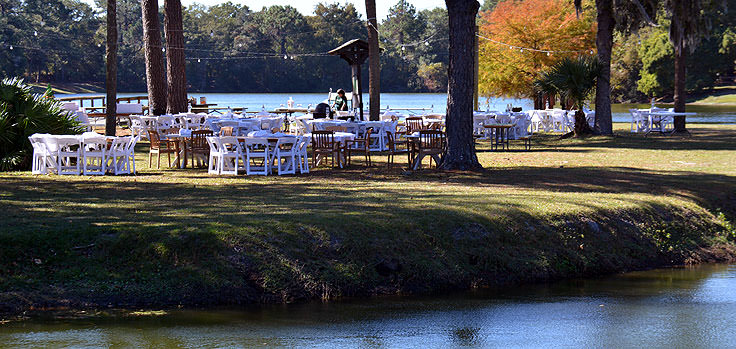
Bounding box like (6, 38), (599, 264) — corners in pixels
(478, 0), (597, 99)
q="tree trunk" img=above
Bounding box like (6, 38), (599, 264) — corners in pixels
(105, 0), (117, 137)
(164, 0), (187, 114)
(365, 0), (380, 121)
(593, 0), (614, 135)
(534, 94), (543, 110)
(673, 47), (687, 131)
(441, 0), (482, 171)
(574, 109), (593, 137)
(142, 0), (167, 115)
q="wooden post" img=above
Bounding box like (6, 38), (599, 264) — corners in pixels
(354, 64), (364, 121)
(473, 25), (479, 112)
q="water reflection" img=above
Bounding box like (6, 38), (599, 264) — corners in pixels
(59, 92), (736, 123)
(2, 265), (735, 347)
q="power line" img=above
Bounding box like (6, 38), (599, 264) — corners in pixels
(476, 33), (594, 55)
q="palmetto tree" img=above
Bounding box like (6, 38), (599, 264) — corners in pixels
(535, 56), (599, 137)
(0, 78), (84, 170)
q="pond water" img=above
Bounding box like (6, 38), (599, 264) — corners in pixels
(2, 264), (735, 347)
(58, 92), (736, 124)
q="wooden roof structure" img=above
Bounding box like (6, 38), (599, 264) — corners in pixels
(328, 39), (370, 66)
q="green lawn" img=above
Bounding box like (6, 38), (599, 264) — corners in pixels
(1, 123), (734, 313)
(692, 85), (736, 105)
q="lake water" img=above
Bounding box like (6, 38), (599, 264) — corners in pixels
(58, 92), (736, 124)
(2, 264), (735, 347)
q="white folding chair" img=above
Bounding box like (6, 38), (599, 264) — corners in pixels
(367, 122), (385, 151)
(206, 137), (222, 175)
(56, 137), (82, 175)
(296, 136), (310, 174)
(172, 114), (188, 130)
(156, 115), (175, 135)
(551, 111), (566, 133)
(273, 137), (297, 175)
(630, 109), (648, 132)
(243, 138), (270, 176)
(218, 136), (242, 176)
(82, 135), (108, 175)
(107, 136), (130, 175)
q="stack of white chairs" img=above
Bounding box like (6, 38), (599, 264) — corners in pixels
(29, 134), (52, 174)
(107, 136), (138, 175)
(273, 137), (298, 175)
(243, 138), (270, 176)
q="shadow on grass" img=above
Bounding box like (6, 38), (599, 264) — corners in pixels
(1, 164), (733, 310)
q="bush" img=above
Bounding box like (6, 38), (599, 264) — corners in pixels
(0, 78), (84, 171)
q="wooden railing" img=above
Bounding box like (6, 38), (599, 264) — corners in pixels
(56, 95), (106, 109)
(116, 96), (148, 104)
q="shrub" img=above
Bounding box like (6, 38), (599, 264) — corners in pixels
(0, 78), (84, 171)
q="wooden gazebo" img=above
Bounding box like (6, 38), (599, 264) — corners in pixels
(328, 39), (372, 121)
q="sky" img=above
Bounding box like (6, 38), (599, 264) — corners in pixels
(82, 0), (446, 20)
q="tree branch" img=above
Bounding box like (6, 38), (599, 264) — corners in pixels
(630, 0), (659, 27)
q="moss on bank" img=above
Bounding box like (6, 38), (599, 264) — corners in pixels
(1, 124), (735, 315)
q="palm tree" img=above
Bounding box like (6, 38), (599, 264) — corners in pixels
(535, 56), (599, 137)
(440, 0), (482, 170)
(365, 0), (380, 121)
(105, 0), (117, 136)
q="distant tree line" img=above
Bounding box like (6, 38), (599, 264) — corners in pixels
(0, 0), (450, 93)
(1, 0), (733, 99)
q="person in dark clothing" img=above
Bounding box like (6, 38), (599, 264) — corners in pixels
(333, 89), (349, 111)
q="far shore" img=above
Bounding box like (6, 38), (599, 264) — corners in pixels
(29, 82), (736, 106)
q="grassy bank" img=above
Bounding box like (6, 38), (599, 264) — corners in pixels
(692, 86), (736, 105)
(1, 123), (735, 315)
(28, 82), (104, 95)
